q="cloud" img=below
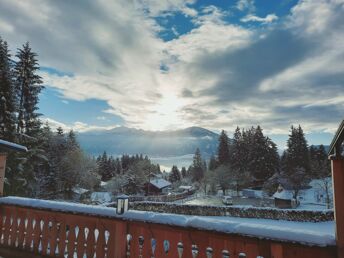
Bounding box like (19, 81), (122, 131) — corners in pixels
(134, 0), (196, 16)
(43, 118), (118, 133)
(241, 14), (278, 23)
(0, 0), (343, 136)
(236, 0), (255, 12)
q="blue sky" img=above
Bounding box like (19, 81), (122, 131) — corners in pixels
(0, 0), (343, 148)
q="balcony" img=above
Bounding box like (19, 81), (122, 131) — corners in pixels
(0, 196), (337, 258)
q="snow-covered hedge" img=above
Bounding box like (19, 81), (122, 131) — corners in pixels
(130, 202), (334, 222)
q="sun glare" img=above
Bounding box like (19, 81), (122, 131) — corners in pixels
(144, 93), (184, 131)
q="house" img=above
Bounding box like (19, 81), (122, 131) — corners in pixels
(90, 192), (114, 204)
(179, 185), (193, 193)
(145, 178), (171, 195)
(273, 184), (297, 209)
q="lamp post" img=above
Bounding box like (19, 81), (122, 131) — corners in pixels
(116, 194), (129, 215)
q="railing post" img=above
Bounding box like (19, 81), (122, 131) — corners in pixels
(114, 220), (128, 258)
(331, 158), (344, 258)
(0, 153), (7, 196)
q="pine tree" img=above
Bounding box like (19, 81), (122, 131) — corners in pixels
(98, 151), (113, 181)
(230, 127), (247, 173)
(67, 130), (79, 149)
(282, 125), (311, 198)
(0, 38), (16, 141)
(14, 42), (43, 136)
(169, 165), (181, 183)
(285, 125), (310, 174)
(181, 167), (187, 178)
(217, 130), (230, 165)
(192, 148), (204, 182)
(208, 155), (217, 171)
(247, 126), (279, 184)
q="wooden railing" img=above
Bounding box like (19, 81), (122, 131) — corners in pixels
(0, 200), (337, 258)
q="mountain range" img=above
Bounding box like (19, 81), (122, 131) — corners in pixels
(77, 126), (219, 158)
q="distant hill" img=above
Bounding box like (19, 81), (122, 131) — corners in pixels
(77, 126), (219, 157)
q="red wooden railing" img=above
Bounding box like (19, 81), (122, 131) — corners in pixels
(0, 202), (337, 258)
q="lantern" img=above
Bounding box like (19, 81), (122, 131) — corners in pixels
(116, 194), (129, 215)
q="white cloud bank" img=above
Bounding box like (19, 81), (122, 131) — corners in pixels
(0, 0), (343, 135)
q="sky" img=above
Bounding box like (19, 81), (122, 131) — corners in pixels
(0, 0), (343, 147)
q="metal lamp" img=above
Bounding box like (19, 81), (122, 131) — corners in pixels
(116, 194), (129, 215)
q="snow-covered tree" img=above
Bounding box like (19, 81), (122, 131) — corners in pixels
(217, 130), (230, 165)
(14, 42), (43, 136)
(0, 38), (16, 141)
(280, 125), (311, 199)
(169, 165), (181, 183)
(191, 148), (205, 182)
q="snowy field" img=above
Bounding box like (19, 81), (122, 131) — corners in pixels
(185, 192), (330, 210)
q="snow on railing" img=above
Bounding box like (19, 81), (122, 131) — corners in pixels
(0, 196), (338, 258)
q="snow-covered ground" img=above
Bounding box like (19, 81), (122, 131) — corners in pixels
(186, 178), (333, 210)
(0, 197), (335, 247)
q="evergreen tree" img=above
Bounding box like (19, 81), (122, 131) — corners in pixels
(208, 155), (217, 171)
(67, 130), (79, 149)
(282, 125), (311, 198)
(217, 130), (230, 165)
(285, 125), (310, 174)
(56, 126), (64, 136)
(97, 151), (113, 181)
(230, 127), (248, 173)
(181, 167), (187, 178)
(14, 42), (43, 136)
(169, 165), (181, 183)
(192, 148), (204, 182)
(247, 126), (279, 184)
(0, 38), (16, 141)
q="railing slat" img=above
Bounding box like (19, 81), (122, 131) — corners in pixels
(25, 215), (34, 251)
(41, 217), (50, 255)
(32, 216), (42, 253)
(86, 224), (96, 258)
(9, 207), (18, 247)
(67, 224), (76, 258)
(2, 211), (11, 246)
(76, 225), (85, 258)
(16, 210), (26, 248)
(95, 225), (106, 258)
(56, 220), (67, 257)
(49, 219), (58, 256)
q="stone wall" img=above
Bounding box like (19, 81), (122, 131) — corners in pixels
(130, 202), (334, 222)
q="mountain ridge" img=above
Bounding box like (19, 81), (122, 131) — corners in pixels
(77, 126), (219, 157)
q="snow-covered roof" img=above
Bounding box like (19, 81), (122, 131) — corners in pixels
(100, 181), (108, 186)
(150, 178), (171, 189)
(72, 187), (89, 195)
(273, 190), (294, 200)
(0, 139), (28, 152)
(179, 185), (193, 190)
(0, 196), (335, 247)
(91, 192), (113, 203)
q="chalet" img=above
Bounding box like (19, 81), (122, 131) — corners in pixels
(273, 184), (297, 209)
(145, 178), (171, 195)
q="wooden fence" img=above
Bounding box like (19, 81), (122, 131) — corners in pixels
(0, 202), (337, 258)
